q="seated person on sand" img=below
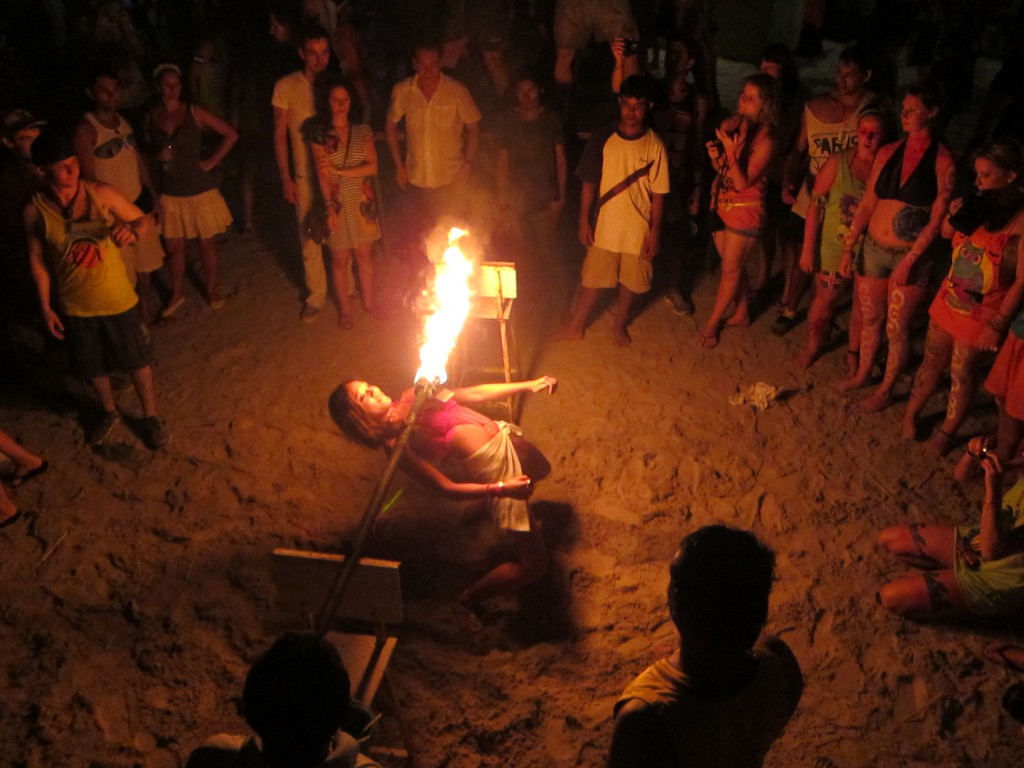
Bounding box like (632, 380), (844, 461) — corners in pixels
(796, 111), (886, 371)
(836, 81), (955, 411)
(329, 376), (557, 630)
(186, 631), (379, 768)
(607, 525), (802, 768)
(901, 138), (1024, 456)
(878, 450), (1024, 621)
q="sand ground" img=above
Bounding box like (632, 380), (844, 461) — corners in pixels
(2, 45), (1023, 768)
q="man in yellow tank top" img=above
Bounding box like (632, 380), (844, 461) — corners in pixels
(24, 130), (169, 450)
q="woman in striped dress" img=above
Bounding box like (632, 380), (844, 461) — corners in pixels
(304, 75), (382, 329)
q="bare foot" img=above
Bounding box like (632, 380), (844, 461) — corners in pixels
(451, 599), (484, 634)
(724, 307), (750, 328)
(363, 304), (387, 321)
(696, 328), (720, 349)
(796, 346), (818, 370)
(612, 326), (632, 347)
(833, 376), (869, 393)
(845, 350), (859, 379)
(551, 324), (584, 341)
(0, 492), (19, 527)
(11, 457), (47, 487)
(857, 389), (894, 414)
(899, 419), (918, 441)
(983, 642), (1024, 672)
(926, 429), (954, 457)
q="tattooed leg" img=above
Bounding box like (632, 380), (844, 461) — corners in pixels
(902, 323), (953, 439)
(903, 523), (945, 569)
(879, 523), (954, 569)
(861, 283), (927, 412)
(932, 343), (985, 455)
(921, 571), (954, 613)
(836, 276), (887, 391)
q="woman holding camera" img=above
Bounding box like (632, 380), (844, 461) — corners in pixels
(697, 73), (778, 348)
(877, 448), (1024, 621)
(901, 139), (1024, 454)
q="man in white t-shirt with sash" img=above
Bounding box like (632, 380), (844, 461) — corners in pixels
(556, 75), (668, 347)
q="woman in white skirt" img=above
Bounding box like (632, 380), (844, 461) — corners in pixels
(146, 63), (237, 318)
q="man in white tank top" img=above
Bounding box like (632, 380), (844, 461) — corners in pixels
(774, 44), (877, 335)
(74, 68), (165, 321)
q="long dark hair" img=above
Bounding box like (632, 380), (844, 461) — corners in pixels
(742, 72), (779, 129)
(313, 71), (363, 128)
(328, 380), (387, 448)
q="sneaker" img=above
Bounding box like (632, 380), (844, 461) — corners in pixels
(771, 311), (798, 337)
(139, 416), (170, 450)
(664, 290), (694, 317)
(300, 304), (320, 323)
(87, 411), (121, 445)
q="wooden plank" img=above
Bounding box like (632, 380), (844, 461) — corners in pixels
(272, 549), (403, 627)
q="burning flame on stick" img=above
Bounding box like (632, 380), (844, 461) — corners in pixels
(415, 227), (474, 384)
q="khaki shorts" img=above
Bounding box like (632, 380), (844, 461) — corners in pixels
(581, 245), (651, 293)
(554, 0), (638, 49)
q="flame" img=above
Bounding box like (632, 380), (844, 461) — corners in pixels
(415, 227), (473, 384)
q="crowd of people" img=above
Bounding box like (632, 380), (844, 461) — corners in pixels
(3, 0), (1024, 766)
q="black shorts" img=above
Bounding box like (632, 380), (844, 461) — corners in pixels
(64, 304), (154, 380)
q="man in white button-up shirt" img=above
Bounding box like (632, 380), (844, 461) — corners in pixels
(385, 42), (481, 251)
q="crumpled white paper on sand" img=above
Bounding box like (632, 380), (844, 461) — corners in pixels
(728, 382), (779, 411)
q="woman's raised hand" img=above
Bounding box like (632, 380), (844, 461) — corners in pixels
(529, 376), (558, 394)
(715, 127), (736, 159)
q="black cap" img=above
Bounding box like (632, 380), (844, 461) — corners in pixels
(30, 129), (75, 167)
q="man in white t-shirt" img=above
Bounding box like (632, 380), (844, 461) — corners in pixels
(272, 23), (331, 323)
(556, 75), (668, 347)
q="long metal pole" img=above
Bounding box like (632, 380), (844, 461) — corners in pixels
(315, 377), (437, 637)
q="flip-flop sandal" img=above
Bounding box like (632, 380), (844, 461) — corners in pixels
(160, 296), (186, 320)
(10, 460), (48, 487)
(984, 643), (1024, 673)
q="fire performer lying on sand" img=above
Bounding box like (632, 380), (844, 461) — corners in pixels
(329, 376), (557, 631)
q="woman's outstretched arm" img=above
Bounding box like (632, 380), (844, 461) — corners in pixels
(448, 376), (557, 404)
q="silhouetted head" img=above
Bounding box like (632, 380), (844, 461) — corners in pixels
(243, 632), (352, 768)
(669, 525), (776, 656)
